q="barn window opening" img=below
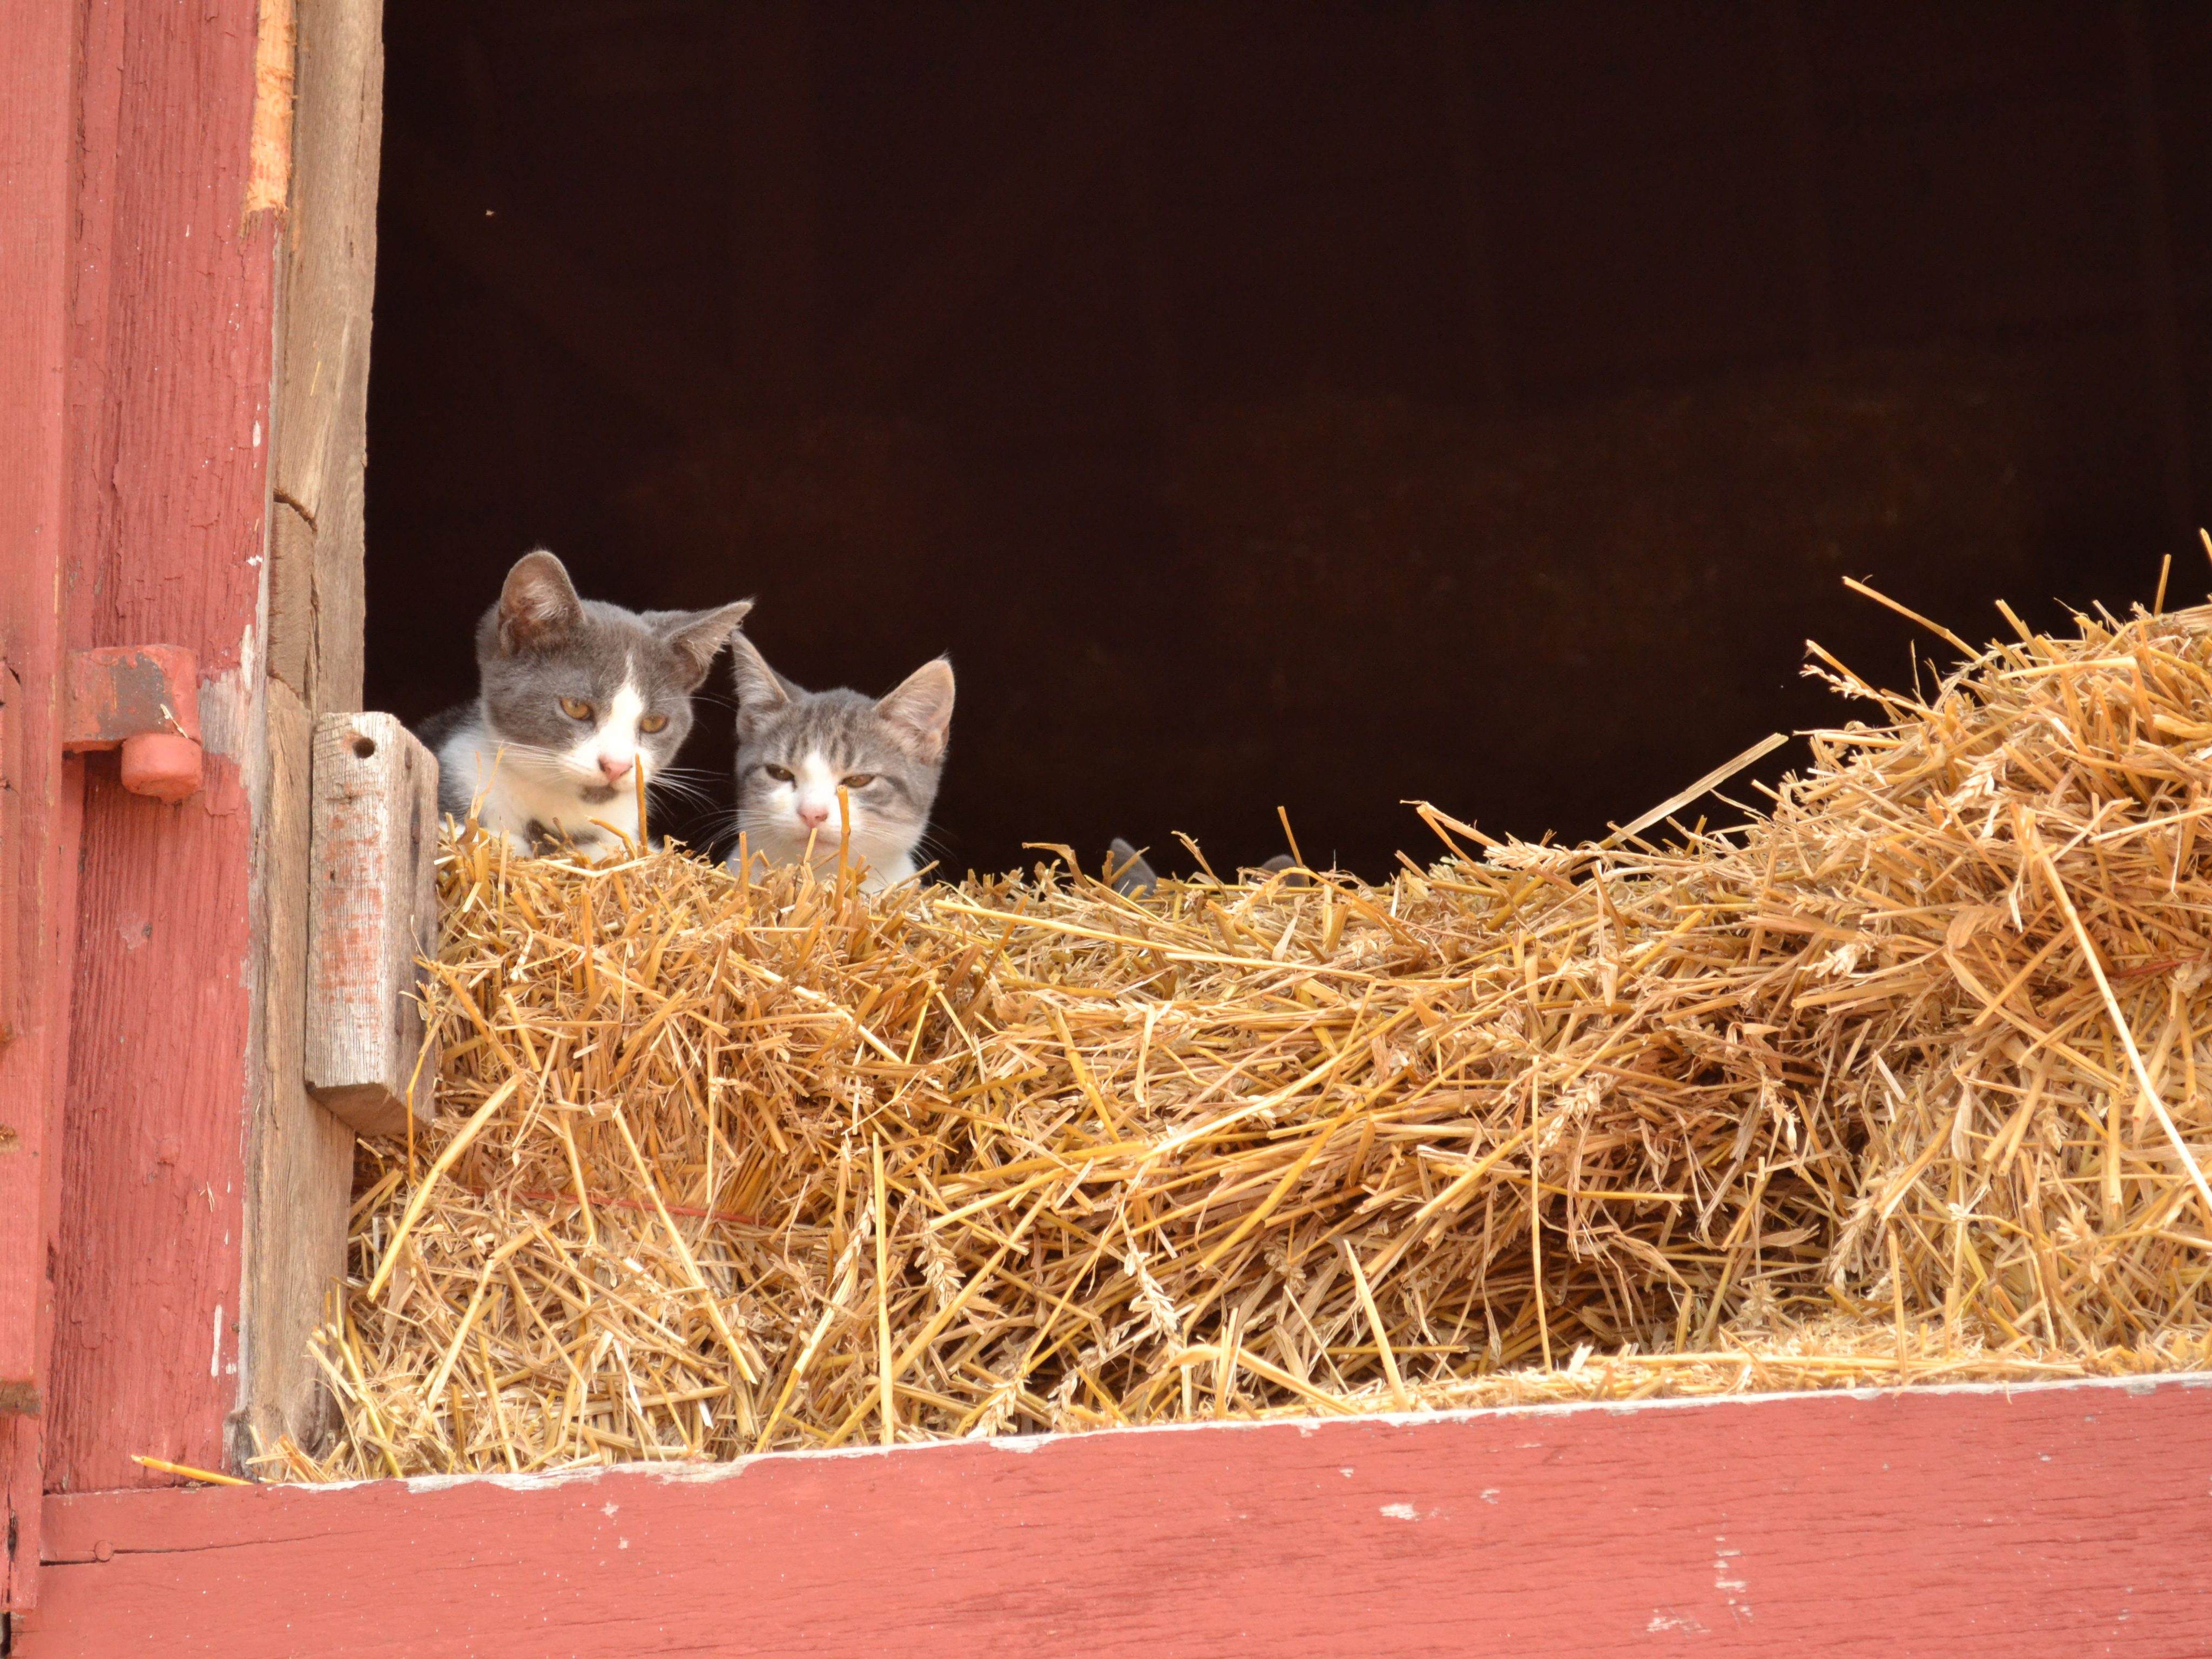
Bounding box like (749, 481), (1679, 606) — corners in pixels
(362, 2), (2212, 880)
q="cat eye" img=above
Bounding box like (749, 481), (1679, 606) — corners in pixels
(763, 764), (794, 783)
(839, 774), (876, 790)
(559, 697), (594, 721)
(638, 713), (669, 734)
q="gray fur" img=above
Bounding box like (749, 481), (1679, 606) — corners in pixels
(420, 550), (752, 853)
(1106, 838), (1159, 897)
(726, 633), (954, 890)
(1098, 841), (1307, 896)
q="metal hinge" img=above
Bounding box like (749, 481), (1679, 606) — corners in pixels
(61, 645), (203, 801)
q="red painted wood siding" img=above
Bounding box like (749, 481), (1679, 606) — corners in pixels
(46, 0), (276, 1494)
(22, 1377), (2212, 1657)
(0, 0), (92, 1609)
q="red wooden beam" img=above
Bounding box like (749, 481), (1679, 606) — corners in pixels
(0, 0), (78, 1426)
(46, 0), (276, 1498)
(19, 1376), (2212, 1656)
(0, 0), (92, 1614)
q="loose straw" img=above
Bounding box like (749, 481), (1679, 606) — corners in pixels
(294, 591), (2212, 1482)
(366, 1075), (519, 1301)
(873, 1134), (894, 1446)
(133, 1455), (250, 1487)
(2039, 846), (2212, 1222)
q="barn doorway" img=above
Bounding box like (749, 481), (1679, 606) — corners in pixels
(363, 2), (2212, 879)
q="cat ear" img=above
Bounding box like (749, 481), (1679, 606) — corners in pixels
(727, 632), (792, 740)
(877, 657), (955, 762)
(496, 551), (584, 653)
(657, 599), (754, 687)
(1107, 837), (1158, 898)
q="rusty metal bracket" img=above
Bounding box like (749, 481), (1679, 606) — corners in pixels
(62, 645), (204, 802)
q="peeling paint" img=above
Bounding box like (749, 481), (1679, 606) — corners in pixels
(1379, 1502), (1441, 1521)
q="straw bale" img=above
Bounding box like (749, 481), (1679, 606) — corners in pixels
(278, 596), (2212, 1481)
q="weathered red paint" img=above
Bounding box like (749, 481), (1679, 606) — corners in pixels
(62, 648), (204, 803)
(22, 1377), (2212, 1656)
(0, 0), (93, 1611)
(0, 0), (80, 1413)
(60, 648), (203, 750)
(45, 0), (277, 1496)
(112, 734), (204, 805)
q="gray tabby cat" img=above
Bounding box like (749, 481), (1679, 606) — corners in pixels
(417, 551), (752, 856)
(726, 633), (954, 891)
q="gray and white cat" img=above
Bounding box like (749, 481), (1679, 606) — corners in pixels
(726, 633), (954, 891)
(419, 551), (752, 857)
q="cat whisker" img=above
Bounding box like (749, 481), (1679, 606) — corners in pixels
(649, 766), (724, 793)
(647, 777), (720, 810)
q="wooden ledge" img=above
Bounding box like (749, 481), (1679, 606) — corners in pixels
(22, 1374), (2212, 1656)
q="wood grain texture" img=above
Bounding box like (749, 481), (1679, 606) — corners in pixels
(265, 499), (316, 699)
(23, 1376), (2212, 1656)
(1, 0), (90, 1611)
(0, 0), (80, 1413)
(241, 682), (353, 1466)
(237, 0), (386, 1481)
(0, 781), (77, 1617)
(51, 769), (257, 1495)
(305, 714), (439, 1137)
(271, 0), (383, 716)
(48, 0), (278, 1496)
(241, 0), (387, 1486)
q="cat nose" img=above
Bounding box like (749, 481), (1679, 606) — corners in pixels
(598, 756), (632, 784)
(796, 801), (831, 830)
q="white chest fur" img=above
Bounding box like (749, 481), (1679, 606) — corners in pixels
(438, 716), (642, 854)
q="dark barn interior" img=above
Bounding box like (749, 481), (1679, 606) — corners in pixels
(365, 2), (2212, 879)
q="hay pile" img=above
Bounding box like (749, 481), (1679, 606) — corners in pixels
(272, 595), (2212, 1481)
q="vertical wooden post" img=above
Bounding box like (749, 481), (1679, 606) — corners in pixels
(45, 0), (282, 1495)
(0, 0), (89, 1610)
(248, 0), (387, 1462)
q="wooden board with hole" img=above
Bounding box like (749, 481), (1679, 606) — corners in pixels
(305, 714), (441, 1138)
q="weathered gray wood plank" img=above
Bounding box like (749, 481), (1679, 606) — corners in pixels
(304, 714), (438, 1139)
(270, 0), (382, 713)
(244, 0), (383, 1465)
(241, 680), (355, 1465)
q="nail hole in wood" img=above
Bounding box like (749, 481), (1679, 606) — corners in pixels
(350, 734), (377, 759)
